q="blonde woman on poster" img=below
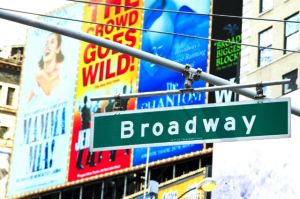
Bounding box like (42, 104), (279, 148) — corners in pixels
(28, 33), (66, 104)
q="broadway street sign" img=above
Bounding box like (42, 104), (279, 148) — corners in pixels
(91, 98), (290, 151)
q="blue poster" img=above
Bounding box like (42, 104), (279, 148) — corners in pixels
(7, 4), (83, 196)
(138, 0), (210, 108)
(133, 0), (209, 167)
(133, 144), (203, 166)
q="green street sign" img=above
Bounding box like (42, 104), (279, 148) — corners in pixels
(91, 98), (290, 151)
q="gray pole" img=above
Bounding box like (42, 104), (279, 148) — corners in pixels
(0, 9), (299, 116)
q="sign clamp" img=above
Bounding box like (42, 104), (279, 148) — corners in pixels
(91, 79), (290, 102)
(254, 82), (266, 99)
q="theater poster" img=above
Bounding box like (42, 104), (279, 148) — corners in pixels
(133, 0), (209, 166)
(7, 4), (82, 196)
(138, 0), (210, 109)
(68, 0), (143, 181)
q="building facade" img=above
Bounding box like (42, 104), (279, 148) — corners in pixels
(0, 46), (23, 199)
(210, 0), (300, 198)
(241, 0), (299, 97)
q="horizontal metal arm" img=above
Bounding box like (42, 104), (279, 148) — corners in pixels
(90, 79), (290, 101)
(0, 9), (299, 116)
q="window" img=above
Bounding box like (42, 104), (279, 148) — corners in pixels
(259, 0), (273, 13)
(0, 126), (9, 139)
(258, 27), (272, 66)
(6, 87), (15, 106)
(0, 85), (2, 104)
(284, 13), (300, 53)
(282, 69), (298, 94)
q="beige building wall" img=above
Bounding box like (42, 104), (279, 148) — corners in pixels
(241, 0), (300, 98)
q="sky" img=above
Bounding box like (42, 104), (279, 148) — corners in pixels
(0, 0), (70, 48)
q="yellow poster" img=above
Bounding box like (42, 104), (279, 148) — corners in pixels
(68, 0), (143, 182)
(158, 175), (205, 199)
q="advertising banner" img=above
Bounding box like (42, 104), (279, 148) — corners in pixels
(68, 0), (143, 182)
(208, 0), (243, 103)
(133, 0), (209, 167)
(126, 169), (206, 199)
(132, 144), (203, 166)
(138, 0), (210, 109)
(7, 4), (82, 196)
(158, 171), (205, 199)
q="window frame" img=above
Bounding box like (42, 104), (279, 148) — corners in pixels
(258, 26), (273, 67)
(259, 0), (273, 13)
(284, 12), (300, 54)
(282, 69), (298, 95)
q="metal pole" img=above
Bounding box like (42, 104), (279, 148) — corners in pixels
(123, 176), (128, 198)
(0, 9), (299, 116)
(90, 80), (290, 101)
(143, 147), (150, 199)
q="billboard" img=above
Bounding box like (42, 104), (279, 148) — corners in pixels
(7, 0), (211, 195)
(211, 90), (300, 199)
(138, 0), (210, 108)
(133, 0), (210, 166)
(7, 4), (83, 197)
(132, 144), (203, 166)
(158, 173), (205, 199)
(67, 0), (143, 181)
(127, 169), (206, 199)
(208, 0), (243, 103)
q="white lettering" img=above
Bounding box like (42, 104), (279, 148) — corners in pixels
(153, 122), (163, 136)
(203, 118), (220, 132)
(121, 121), (134, 139)
(242, 115), (256, 135)
(224, 117), (236, 131)
(215, 78), (235, 102)
(185, 116), (197, 134)
(141, 123), (150, 137)
(168, 121), (179, 135)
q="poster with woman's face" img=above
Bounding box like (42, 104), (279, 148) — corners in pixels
(7, 4), (83, 197)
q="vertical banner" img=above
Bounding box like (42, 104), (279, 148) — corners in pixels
(138, 0), (210, 108)
(68, 0), (143, 182)
(208, 0), (243, 103)
(133, 0), (210, 166)
(7, 5), (83, 196)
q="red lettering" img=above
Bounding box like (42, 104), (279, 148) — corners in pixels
(112, 32), (124, 54)
(97, 46), (110, 58)
(98, 61), (105, 82)
(105, 0), (122, 19)
(128, 10), (138, 25)
(115, 13), (129, 28)
(106, 19), (115, 34)
(89, 0), (101, 22)
(125, 0), (139, 8)
(117, 54), (130, 75)
(86, 26), (95, 34)
(105, 59), (115, 79)
(84, 44), (96, 64)
(125, 29), (136, 47)
(82, 63), (99, 86)
(95, 24), (104, 37)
